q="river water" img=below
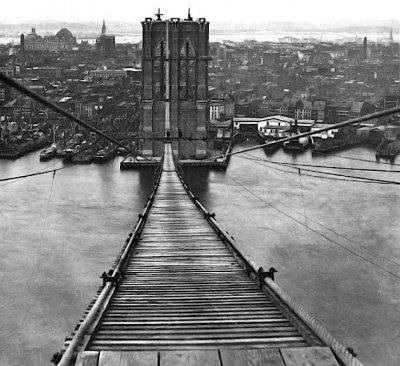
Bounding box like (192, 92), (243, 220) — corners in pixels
(0, 145), (399, 366)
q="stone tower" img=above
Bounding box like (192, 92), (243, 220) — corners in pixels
(140, 10), (209, 158)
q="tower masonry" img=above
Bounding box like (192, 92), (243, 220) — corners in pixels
(141, 10), (210, 158)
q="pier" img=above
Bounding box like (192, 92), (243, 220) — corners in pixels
(56, 143), (360, 366)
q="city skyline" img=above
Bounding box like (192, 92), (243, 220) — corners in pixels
(2, 0), (400, 25)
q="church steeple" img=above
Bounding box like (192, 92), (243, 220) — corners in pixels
(102, 19), (106, 35)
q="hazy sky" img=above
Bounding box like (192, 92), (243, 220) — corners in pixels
(1, 0), (399, 24)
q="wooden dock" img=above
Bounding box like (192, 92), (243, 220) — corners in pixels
(56, 143), (362, 366)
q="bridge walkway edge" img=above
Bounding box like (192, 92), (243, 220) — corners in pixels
(56, 143), (362, 366)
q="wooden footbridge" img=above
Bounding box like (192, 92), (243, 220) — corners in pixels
(54, 143), (362, 366)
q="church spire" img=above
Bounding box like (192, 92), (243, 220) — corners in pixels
(102, 19), (106, 35)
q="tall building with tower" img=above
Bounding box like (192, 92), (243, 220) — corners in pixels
(96, 20), (116, 58)
(140, 9), (210, 159)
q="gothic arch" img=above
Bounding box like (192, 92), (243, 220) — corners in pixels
(180, 39), (195, 58)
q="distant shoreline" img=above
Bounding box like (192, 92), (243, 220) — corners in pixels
(0, 29), (396, 45)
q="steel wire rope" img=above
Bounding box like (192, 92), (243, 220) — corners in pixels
(238, 154), (393, 185)
(235, 154), (400, 269)
(273, 161), (400, 173)
(0, 162), (79, 183)
(216, 165), (400, 281)
(313, 150), (400, 166)
(241, 153), (400, 185)
(297, 168), (308, 227)
(41, 170), (56, 238)
(0, 160), (65, 188)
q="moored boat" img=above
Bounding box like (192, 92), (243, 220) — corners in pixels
(282, 119), (310, 152)
(375, 125), (400, 158)
(72, 149), (95, 164)
(93, 146), (117, 163)
(283, 136), (310, 151)
(39, 146), (57, 161)
(62, 148), (77, 163)
(376, 139), (400, 158)
(261, 134), (282, 152)
(311, 125), (358, 153)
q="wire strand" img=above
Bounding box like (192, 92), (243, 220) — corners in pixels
(0, 163), (78, 183)
(313, 150), (400, 166)
(236, 154), (400, 268)
(41, 170), (56, 238)
(218, 167), (400, 281)
(238, 155), (394, 185)
(279, 161), (400, 173)
(241, 153), (400, 185)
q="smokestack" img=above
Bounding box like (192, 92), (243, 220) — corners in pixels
(363, 36), (367, 59)
(20, 34), (25, 72)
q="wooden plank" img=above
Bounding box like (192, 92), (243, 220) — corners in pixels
(188, 349), (286, 366)
(75, 351), (99, 366)
(90, 342), (309, 351)
(93, 331), (300, 340)
(280, 347), (340, 366)
(220, 349), (261, 366)
(160, 351), (189, 366)
(260, 349), (287, 366)
(188, 350), (221, 366)
(98, 351), (158, 366)
(83, 144), (315, 352)
(91, 337), (305, 346)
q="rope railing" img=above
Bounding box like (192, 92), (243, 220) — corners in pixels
(174, 161), (364, 366)
(55, 154), (164, 366)
(265, 278), (363, 366)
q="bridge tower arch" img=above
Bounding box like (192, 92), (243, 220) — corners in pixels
(141, 12), (210, 159)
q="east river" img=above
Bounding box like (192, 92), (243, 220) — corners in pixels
(1, 144), (399, 366)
